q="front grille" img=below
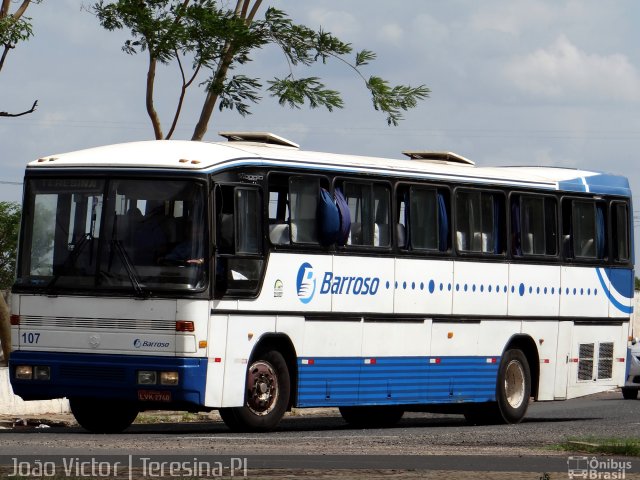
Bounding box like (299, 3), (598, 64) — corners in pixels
(60, 365), (126, 382)
(21, 316), (174, 331)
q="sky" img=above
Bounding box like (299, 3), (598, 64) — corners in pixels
(2, 0), (640, 261)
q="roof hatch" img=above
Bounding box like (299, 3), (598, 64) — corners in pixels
(218, 131), (300, 149)
(402, 150), (475, 166)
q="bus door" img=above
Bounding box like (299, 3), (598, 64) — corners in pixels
(213, 184), (264, 297)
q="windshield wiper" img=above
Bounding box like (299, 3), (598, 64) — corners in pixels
(45, 233), (92, 294)
(111, 240), (149, 298)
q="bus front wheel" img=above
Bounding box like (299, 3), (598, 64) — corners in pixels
(220, 350), (290, 432)
(70, 397), (138, 433)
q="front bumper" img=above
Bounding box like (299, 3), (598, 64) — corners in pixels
(9, 351), (207, 407)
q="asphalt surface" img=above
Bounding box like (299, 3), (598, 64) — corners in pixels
(1, 390), (640, 477)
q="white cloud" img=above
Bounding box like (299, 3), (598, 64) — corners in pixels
(410, 13), (449, 46)
(470, 1), (558, 35)
(306, 8), (361, 40)
(378, 23), (403, 46)
(504, 36), (640, 102)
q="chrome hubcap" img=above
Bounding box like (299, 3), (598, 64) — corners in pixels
(504, 360), (525, 409)
(246, 360), (278, 416)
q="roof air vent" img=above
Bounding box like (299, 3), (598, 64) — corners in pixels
(218, 131), (299, 149)
(402, 151), (475, 166)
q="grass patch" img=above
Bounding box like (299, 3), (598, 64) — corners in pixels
(556, 437), (640, 456)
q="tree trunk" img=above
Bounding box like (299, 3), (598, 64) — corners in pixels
(146, 52), (164, 140)
(191, 0), (262, 141)
(0, 293), (10, 366)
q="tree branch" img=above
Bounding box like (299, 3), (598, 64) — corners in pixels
(246, 0), (262, 23)
(0, 99), (37, 117)
(0, 44), (12, 74)
(1, 0), (11, 18)
(12, 0), (32, 21)
(167, 51), (201, 139)
(191, 0), (263, 140)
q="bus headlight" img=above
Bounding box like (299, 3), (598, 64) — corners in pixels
(15, 365), (33, 380)
(160, 371), (179, 385)
(33, 366), (50, 381)
(137, 371), (157, 385)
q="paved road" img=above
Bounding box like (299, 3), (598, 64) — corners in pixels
(1, 390), (640, 477)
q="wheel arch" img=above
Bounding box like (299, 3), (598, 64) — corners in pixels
(249, 333), (298, 409)
(502, 334), (540, 400)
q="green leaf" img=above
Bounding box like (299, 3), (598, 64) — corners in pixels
(267, 76), (343, 111)
(366, 76), (430, 126)
(217, 75), (263, 116)
(0, 16), (34, 46)
(355, 49), (376, 67)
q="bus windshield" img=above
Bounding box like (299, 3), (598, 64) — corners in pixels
(16, 177), (208, 294)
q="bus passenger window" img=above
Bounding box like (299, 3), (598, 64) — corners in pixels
(409, 187), (438, 250)
(612, 202), (629, 262)
(235, 188), (261, 254)
(289, 177), (320, 244)
(513, 195), (557, 257)
(455, 190), (504, 255)
(564, 199), (607, 260)
(343, 182), (390, 247)
(373, 185), (390, 247)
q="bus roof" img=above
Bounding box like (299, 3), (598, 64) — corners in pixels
(27, 138), (631, 197)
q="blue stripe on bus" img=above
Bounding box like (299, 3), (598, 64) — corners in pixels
(296, 356), (499, 407)
(596, 268), (634, 315)
(9, 351), (208, 406)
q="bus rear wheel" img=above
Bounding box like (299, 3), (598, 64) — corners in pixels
(339, 406), (404, 428)
(70, 397), (138, 433)
(220, 350), (290, 432)
(464, 349), (531, 425)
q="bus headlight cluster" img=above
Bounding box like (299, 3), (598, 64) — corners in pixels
(137, 370), (179, 386)
(15, 365), (50, 381)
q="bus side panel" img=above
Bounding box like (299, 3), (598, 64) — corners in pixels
(203, 313), (229, 407)
(560, 266), (608, 318)
(452, 262), (508, 316)
(241, 253), (333, 313)
(331, 256), (393, 314)
(220, 314), (277, 407)
(359, 320), (431, 404)
(297, 320), (363, 406)
(603, 267), (634, 319)
(565, 323), (627, 399)
(428, 321), (502, 403)
(508, 265), (560, 317)
(521, 321), (559, 401)
(394, 259), (453, 314)
(553, 321), (572, 400)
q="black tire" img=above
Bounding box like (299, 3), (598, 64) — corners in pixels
(496, 349), (531, 423)
(464, 349), (531, 425)
(218, 407), (243, 430)
(339, 406), (404, 428)
(622, 387), (638, 400)
(220, 350), (290, 432)
(70, 397), (138, 433)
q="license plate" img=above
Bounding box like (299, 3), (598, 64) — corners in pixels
(138, 390), (171, 402)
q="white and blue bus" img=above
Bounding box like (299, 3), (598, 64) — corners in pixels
(9, 132), (634, 432)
